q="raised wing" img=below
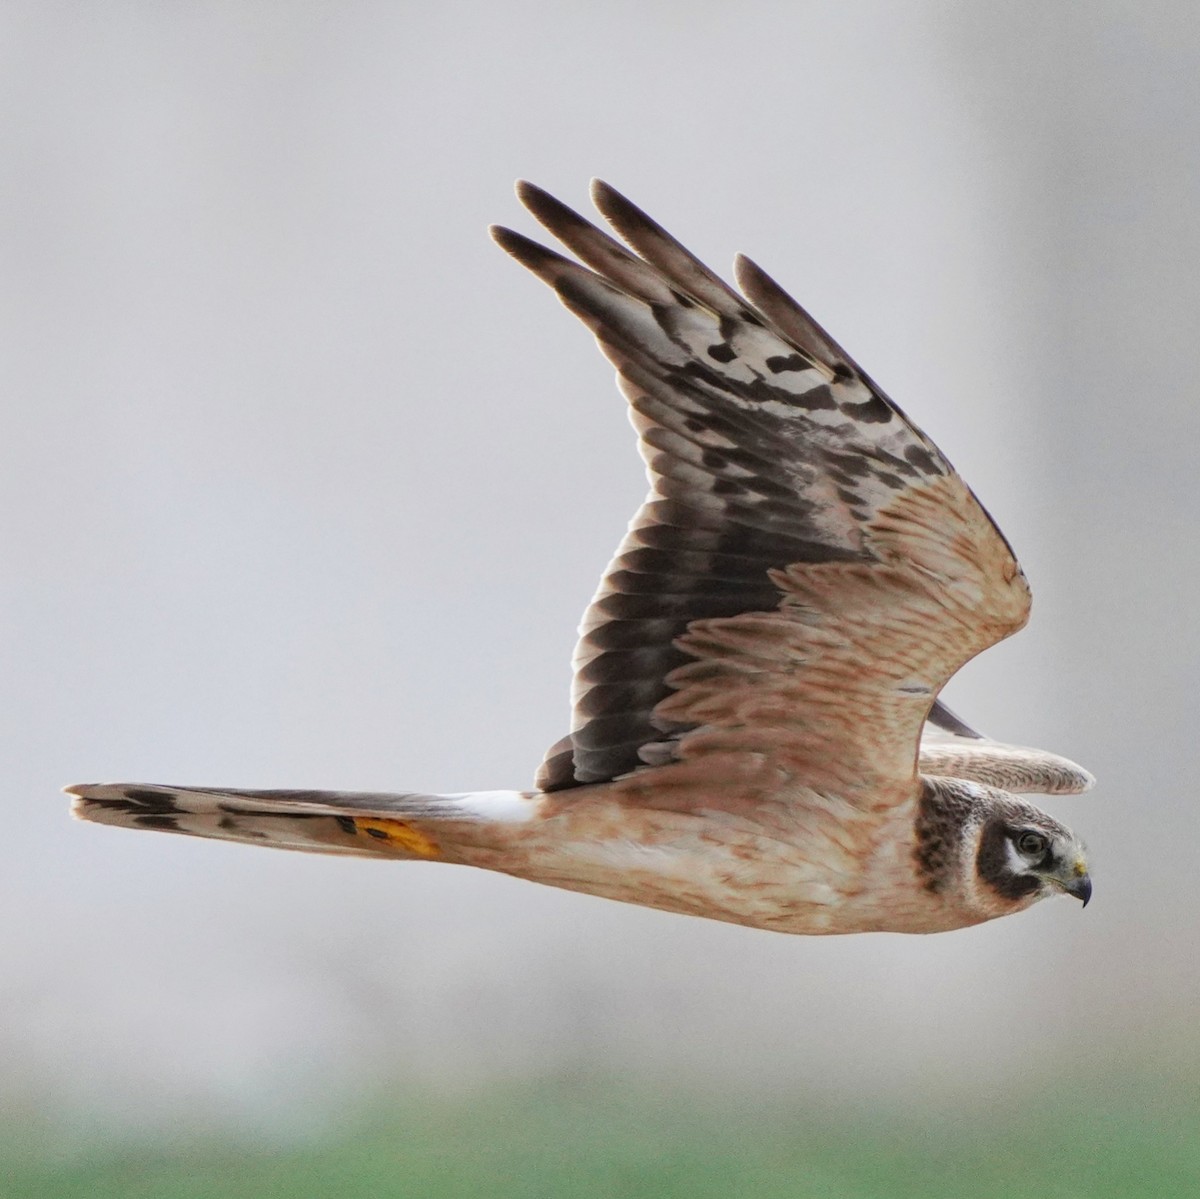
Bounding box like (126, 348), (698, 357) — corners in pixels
(493, 181), (1029, 804)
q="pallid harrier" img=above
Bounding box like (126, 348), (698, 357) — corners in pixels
(69, 181), (1094, 935)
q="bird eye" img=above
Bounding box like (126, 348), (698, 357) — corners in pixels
(1016, 831), (1048, 857)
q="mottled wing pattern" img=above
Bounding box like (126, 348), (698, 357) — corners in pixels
(493, 182), (1030, 806)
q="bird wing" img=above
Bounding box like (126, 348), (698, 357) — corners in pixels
(916, 727), (1095, 795)
(493, 181), (1030, 813)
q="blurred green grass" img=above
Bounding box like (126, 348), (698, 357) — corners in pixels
(5, 1074), (1197, 1199)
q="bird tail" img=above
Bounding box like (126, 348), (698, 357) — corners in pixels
(66, 782), (538, 860)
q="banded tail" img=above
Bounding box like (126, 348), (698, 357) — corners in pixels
(66, 783), (540, 860)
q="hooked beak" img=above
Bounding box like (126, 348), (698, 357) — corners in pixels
(1062, 873), (1092, 907)
(1043, 854), (1091, 906)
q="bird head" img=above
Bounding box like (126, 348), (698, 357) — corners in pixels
(974, 801), (1091, 910)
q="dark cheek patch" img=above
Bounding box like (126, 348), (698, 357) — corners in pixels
(977, 821), (1041, 902)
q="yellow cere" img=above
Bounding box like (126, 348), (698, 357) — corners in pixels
(1073, 858), (1088, 877)
(353, 818), (441, 857)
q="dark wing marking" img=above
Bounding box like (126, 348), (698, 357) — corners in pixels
(924, 698), (983, 740)
(493, 181), (1017, 792)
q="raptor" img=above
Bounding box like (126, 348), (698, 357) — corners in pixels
(69, 181), (1094, 935)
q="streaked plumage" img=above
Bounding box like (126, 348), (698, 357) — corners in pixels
(68, 181), (1095, 934)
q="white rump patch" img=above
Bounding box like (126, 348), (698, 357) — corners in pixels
(444, 790), (540, 823)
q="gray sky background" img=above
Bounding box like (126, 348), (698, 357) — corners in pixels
(3, 2), (1198, 1136)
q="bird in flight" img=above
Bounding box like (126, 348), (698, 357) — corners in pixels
(69, 181), (1094, 935)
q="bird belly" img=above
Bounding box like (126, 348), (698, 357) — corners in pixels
(451, 819), (932, 935)
(452, 802), (975, 936)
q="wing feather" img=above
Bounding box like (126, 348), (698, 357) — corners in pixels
(732, 254), (858, 380)
(493, 182), (1028, 798)
(917, 731), (1095, 795)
